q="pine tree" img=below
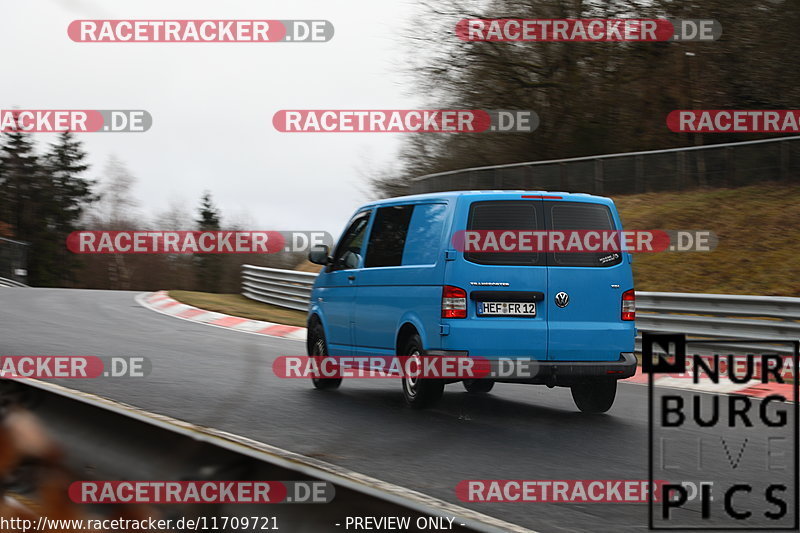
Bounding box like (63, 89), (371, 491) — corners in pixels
(0, 128), (49, 284)
(195, 191), (223, 292)
(0, 129), (41, 238)
(0, 128), (95, 286)
(44, 131), (96, 284)
(46, 131), (94, 230)
(196, 191), (221, 231)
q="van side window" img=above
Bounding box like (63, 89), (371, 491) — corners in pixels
(402, 203), (447, 266)
(548, 203), (622, 267)
(330, 214), (370, 271)
(364, 205), (414, 268)
(465, 201), (545, 266)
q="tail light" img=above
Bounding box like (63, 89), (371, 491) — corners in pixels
(621, 289), (635, 321)
(442, 285), (467, 318)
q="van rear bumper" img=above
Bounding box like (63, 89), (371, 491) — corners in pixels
(518, 352), (637, 385)
(427, 350), (637, 386)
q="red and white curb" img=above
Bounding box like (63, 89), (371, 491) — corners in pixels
(136, 291), (307, 342)
(624, 366), (794, 399)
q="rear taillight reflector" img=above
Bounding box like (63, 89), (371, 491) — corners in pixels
(442, 285), (467, 318)
(621, 289), (635, 321)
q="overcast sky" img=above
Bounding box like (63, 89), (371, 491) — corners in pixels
(1, 0), (422, 236)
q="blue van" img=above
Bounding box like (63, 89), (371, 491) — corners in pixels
(307, 191), (637, 412)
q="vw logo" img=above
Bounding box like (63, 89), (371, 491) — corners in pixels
(555, 291), (570, 308)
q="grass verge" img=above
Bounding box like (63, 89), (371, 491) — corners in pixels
(167, 291), (307, 327)
(615, 183), (800, 296)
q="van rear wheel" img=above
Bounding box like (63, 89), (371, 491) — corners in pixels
(309, 322), (342, 390)
(400, 334), (444, 409)
(463, 379), (494, 394)
(571, 379), (616, 413)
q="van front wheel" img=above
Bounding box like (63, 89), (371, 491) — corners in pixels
(400, 334), (444, 409)
(309, 322), (342, 390)
(571, 379), (617, 413)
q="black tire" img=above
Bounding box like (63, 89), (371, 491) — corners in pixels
(308, 321), (342, 390)
(463, 379), (495, 394)
(571, 379), (617, 413)
(400, 334), (444, 409)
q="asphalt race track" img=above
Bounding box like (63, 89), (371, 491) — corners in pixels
(0, 289), (794, 532)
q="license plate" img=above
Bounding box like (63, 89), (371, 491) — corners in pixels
(477, 301), (536, 316)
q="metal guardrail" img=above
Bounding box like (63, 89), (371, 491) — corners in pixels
(0, 276), (28, 288)
(242, 267), (800, 349)
(637, 292), (800, 337)
(242, 265), (316, 312)
(636, 292), (800, 355)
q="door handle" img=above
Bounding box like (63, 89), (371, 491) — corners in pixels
(347, 275), (356, 280)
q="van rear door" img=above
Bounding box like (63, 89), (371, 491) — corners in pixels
(543, 200), (634, 362)
(443, 199), (549, 359)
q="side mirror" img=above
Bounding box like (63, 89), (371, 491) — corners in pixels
(343, 251), (361, 270)
(308, 246), (331, 265)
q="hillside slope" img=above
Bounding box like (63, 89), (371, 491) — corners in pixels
(615, 183), (799, 296)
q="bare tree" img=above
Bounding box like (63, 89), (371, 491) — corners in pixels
(88, 155), (140, 229)
(372, 0), (800, 197)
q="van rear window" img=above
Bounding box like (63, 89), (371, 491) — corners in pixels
(548, 203), (622, 267)
(464, 200), (622, 267)
(465, 201), (544, 265)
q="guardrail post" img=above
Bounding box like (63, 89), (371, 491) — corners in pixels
(493, 168), (503, 189)
(696, 146), (708, 188)
(676, 150), (687, 189)
(635, 155), (645, 193)
(725, 146), (735, 187)
(593, 159), (604, 195)
(781, 140), (791, 182)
